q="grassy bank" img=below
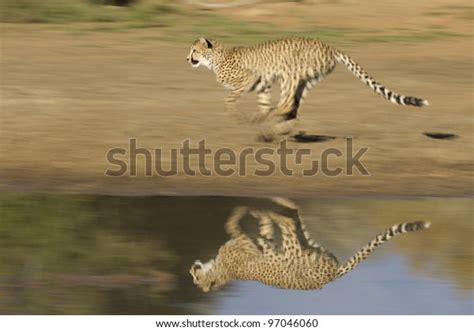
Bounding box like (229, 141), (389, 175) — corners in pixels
(0, 0), (471, 46)
(0, 0), (184, 24)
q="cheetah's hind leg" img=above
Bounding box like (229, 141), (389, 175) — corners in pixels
(257, 79), (309, 142)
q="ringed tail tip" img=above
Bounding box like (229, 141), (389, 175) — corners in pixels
(409, 221), (431, 230)
(402, 96), (430, 107)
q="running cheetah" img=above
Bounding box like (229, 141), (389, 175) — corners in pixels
(189, 198), (430, 291)
(186, 37), (429, 141)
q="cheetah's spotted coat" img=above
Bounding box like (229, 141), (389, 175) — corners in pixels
(190, 199), (430, 292)
(187, 37), (429, 141)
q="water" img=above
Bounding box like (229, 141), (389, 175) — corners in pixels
(0, 193), (472, 314)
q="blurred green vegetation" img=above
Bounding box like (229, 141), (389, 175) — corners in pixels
(425, 5), (474, 20)
(0, 0), (180, 23)
(0, 193), (178, 313)
(0, 193), (241, 313)
(0, 0), (470, 45)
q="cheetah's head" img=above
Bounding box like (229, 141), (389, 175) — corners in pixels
(189, 259), (225, 292)
(187, 37), (219, 70)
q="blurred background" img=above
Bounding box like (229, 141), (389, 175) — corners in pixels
(0, 0), (473, 314)
(0, 0), (472, 196)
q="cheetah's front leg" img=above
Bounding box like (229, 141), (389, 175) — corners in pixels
(225, 88), (245, 113)
(224, 88), (252, 124)
(224, 206), (249, 239)
(223, 74), (259, 123)
(249, 210), (278, 257)
(250, 86), (273, 124)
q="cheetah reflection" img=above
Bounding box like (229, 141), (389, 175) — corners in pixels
(190, 198), (430, 292)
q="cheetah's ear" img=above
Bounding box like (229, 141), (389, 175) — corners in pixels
(199, 37), (213, 49)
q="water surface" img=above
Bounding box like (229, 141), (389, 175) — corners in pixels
(0, 194), (472, 314)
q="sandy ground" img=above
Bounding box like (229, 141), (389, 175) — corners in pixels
(0, 2), (472, 197)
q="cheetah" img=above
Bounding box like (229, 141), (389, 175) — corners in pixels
(189, 198), (430, 292)
(186, 37), (429, 141)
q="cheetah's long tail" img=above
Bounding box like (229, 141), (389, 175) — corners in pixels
(335, 51), (429, 107)
(335, 221), (430, 279)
